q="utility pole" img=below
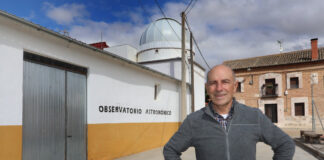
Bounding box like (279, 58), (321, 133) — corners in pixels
(311, 74), (315, 131)
(190, 32), (195, 113)
(311, 74), (324, 131)
(181, 12), (187, 122)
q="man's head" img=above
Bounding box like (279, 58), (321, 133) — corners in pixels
(206, 64), (238, 109)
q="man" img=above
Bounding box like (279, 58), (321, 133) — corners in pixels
(163, 65), (295, 160)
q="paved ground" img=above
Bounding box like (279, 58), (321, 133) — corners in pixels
(116, 128), (318, 160)
(116, 142), (317, 160)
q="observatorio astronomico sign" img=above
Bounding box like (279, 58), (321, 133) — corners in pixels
(98, 105), (172, 115)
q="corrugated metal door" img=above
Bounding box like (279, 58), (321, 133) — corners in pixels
(66, 71), (87, 160)
(23, 61), (66, 160)
(23, 59), (87, 160)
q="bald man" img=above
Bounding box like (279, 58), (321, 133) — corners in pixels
(163, 65), (295, 160)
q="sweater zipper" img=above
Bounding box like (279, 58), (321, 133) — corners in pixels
(225, 132), (230, 160)
(212, 116), (233, 160)
(225, 120), (233, 160)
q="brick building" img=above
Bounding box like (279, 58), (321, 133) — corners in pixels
(224, 38), (324, 129)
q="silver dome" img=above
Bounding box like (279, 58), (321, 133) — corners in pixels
(139, 18), (189, 46)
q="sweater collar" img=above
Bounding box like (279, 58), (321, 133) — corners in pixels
(205, 98), (238, 119)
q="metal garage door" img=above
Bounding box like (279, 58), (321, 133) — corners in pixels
(22, 53), (87, 160)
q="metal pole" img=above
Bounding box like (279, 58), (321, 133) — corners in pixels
(181, 12), (187, 122)
(190, 32), (195, 113)
(311, 82), (315, 131)
(313, 102), (324, 130)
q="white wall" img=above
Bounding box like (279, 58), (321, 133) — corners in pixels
(138, 48), (181, 62)
(194, 65), (206, 110)
(87, 56), (180, 123)
(142, 60), (206, 111)
(104, 45), (137, 62)
(0, 45), (23, 125)
(142, 61), (192, 83)
(0, 15), (181, 125)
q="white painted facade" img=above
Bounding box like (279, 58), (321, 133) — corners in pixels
(104, 18), (206, 112)
(140, 60), (205, 113)
(0, 45), (23, 125)
(137, 18), (206, 111)
(141, 61), (189, 83)
(0, 14), (206, 128)
(0, 13), (186, 125)
(0, 10), (208, 160)
(104, 44), (137, 62)
(138, 18), (190, 62)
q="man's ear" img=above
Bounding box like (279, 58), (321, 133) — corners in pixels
(233, 81), (238, 92)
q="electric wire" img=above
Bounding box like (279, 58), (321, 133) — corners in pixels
(139, 0), (178, 49)
(151, 0), (195, 80)
(154, 0), (211, 69)
(154, 0), (182, 41)
(184, 16), (211, 69)
(185, 0), (197, 15)
(128, 0), (181, 153)
(184, 0), (194, 13)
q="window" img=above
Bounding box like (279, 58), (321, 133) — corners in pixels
(154, 84), (160, 100)
(290, 77), (299, 89)
(154, 84), (158, 100)
(265, 78), (276, 96)
(287, 72), (302, 89)
(236, 77), (244, 92)
(236, 82), (242, 92)
(295, 103), (305, 116)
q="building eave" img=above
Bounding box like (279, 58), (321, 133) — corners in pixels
(0, 10), (181, 83)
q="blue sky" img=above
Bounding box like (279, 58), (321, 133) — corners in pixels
(1, 0), (173, 29)
(1, 0), (324, 68)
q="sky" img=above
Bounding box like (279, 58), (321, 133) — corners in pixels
(1, 0), (324, 69)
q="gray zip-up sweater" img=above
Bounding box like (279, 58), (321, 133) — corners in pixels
(163, 100), (295, 160)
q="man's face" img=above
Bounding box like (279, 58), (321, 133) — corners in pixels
(206, 65), (238, 108)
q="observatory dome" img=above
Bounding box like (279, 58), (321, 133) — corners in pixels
(138, 18), (190, 62)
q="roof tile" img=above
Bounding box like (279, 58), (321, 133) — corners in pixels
(223, 48), (324, 69)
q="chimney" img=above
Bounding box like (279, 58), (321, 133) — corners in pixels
(311, 38), (318, 60)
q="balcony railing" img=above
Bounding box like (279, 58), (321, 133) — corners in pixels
(261, 84), (278, 98)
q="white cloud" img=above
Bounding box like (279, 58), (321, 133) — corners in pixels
(42, 0), (324, 69)
(69, 20), (146, 47)
(43, 2), (88, 25)
(157, 0), (324, 67)
(41, 2), (146, 48)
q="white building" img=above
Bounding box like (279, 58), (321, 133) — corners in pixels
(0, 11), (205, 160)
(107, 18), (206, 111)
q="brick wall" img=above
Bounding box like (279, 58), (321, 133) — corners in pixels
(233, 62), (324, 129)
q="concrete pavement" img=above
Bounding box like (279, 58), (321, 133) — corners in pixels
(116, 129), (318, 160)
(116, 142), (317, 160)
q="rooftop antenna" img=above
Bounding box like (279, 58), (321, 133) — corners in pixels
(59, 29), (69, 36)
(63, 30), (68, 36)
(277, 40), (283, 53)
(100, 31), (103, 49)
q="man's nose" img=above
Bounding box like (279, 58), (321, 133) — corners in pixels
(215, 84), (223, 91)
